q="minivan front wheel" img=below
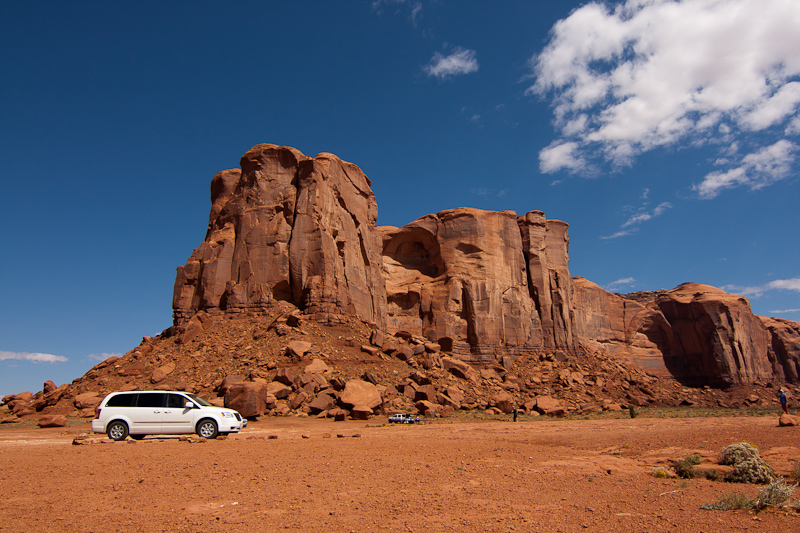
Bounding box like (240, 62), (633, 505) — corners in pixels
(107, 421), (129, 441)
(196, 419), (218, 439)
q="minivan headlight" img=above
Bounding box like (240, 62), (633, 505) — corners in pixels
(221, 411), (237, 418)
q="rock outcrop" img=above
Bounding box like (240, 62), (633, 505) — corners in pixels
(171, 143), (800, 387)
(173, 144), (386, 328)
(381, 208), (575, 362)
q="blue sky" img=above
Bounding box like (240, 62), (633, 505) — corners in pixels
(2, 0), (799, 398)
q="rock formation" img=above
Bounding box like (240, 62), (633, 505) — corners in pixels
(381, 208), (575, 362)
(172, 143), (800, 387)
(173, 144), (386, 328)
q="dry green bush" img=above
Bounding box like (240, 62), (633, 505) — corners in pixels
(701, 492), (754, 511)
(719, 443), (776, 484)
(753, 478), (797, 509)
(671, 453), (701, 479)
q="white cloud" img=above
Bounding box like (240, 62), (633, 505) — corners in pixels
(693, 140), (797, 198)
(0, 351), (68, 363)
(724, 277), (800, 297)
(531, 0), (800, 196)
(607, 277), (636, 291)
(621, 201), (672, 228)
(539, 140), (587, 173)
(424, 47), (479, 80)
(770, 308), (800, 314)
(600, 229), (634, 240)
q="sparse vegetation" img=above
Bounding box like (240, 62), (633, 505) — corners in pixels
(628, 405), (638, 418)
(701, 492), (754, 511)
(651, 467), (669, 479)
(753, 478), (797, 509)
(720, 443), (776, 484)
(671, 453), (702, 478)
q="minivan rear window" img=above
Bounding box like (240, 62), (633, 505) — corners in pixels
(106, 393), (136, 407)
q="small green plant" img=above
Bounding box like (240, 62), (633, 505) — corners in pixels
(701, 492), (754, 511)
(753, 478), (797, 509)
(628, 405), (638, 418)
(671, 453), (701, 479)
(651, 467), (669, 479)
(700, 468), (724, 482)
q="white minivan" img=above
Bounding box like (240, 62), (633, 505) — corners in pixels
(92, 391), (245, 440)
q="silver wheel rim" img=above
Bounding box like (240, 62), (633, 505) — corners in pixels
(110, 425), (125, 440)
(199, 422), (215, 438)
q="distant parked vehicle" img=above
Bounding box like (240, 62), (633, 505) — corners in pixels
(92, 391), (245, 440)
(388, 413), (420, 424)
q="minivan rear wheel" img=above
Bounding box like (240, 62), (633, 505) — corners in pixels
(107, 421), (129, 441)
(196, 419), (218, 439)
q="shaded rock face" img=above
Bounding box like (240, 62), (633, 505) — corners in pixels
(380, 208), (575, 362)
(574, 279), (789, 386)
(760, 317), (800, 383)
(644, 284), (774, 387)
(173, 144), (386, 328)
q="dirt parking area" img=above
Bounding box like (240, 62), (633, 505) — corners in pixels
(1, 414), (798, 532)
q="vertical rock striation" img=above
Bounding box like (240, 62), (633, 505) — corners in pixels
(173, 144), (386, 328)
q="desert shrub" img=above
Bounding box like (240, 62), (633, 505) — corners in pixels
(720, 442), (760, 466)
(628, 405), (638, 419)
(726, 458), (776, 484)
(753, 478), (797, 509)
(790, 461), (800, 482)
(700, 468), (724, 482)
(701, 492), (753, 511)
(652, 467), (669, 479)
(671, 453), (701, 479)
(720, 442), (776, 484)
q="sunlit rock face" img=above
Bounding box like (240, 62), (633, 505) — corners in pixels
(173, 144), (386, 329)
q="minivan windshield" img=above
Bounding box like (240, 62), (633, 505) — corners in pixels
(186, 393), (214, 407)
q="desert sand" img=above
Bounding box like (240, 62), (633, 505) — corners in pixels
(1, 414), (798, 532)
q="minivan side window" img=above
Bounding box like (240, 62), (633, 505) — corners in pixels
(166, 393), (187, 408)
(106, 393), (136, 407)
(136, 393), (165, 408)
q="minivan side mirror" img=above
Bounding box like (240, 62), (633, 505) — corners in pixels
(184, 401), (195, 409)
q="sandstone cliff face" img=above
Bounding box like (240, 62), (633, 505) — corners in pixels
(173, 143), (800, 386)
(380, 208), (576, 362)
(760, 316), (800, 383)
(173, 144), (386, 328)
(574, 280), (785, 386)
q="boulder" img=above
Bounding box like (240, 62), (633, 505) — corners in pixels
(305, 358), (330, 374)
(286, 341), (313, 359)
(534, 396), (563, 416)
(308, 394), (336, 414)
(43, 380), (57, 394)
(339, 380), (382, 409)
(218, 375), (245, 397)
(151, 363), (175, 384)
(38, 415), (66, 428)
(489, 391), (516, 414)
(267, 381), (293, 400)
(779, 413), (800, 427)
(73, 392), (101, 410)
(441, 357), (478, 382)
(224, 382), (270, 418)
(350, 405), (373, 420)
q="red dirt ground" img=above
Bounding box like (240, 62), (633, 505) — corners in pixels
(1, 414), (798, 532)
